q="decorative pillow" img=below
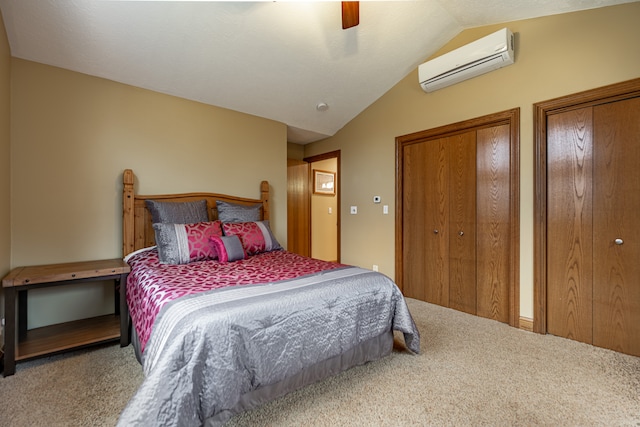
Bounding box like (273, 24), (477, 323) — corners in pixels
(222, 220), (282, 256)
(146, 199), (209, 224)
(209, 235), (246, 262)
(153, 220), (223, 264)
(216, 200), (262, 223)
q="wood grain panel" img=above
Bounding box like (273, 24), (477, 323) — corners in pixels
(122, 169), (135, 256)
(287, 159), (310, 257)
(546, 107), (594, 344)
(402, 139), (450, 304)
(448, 131), (477, 315)
(476, 124), (510, 322)
(133, 205), (147, 249)
(2, 259), (129, 286)
(592, 97), (640, 356)
(423, 139), (450, 305)
(16, 315), (120, 360)
(401, 142), (429, 301)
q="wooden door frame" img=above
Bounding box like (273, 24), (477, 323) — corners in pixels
(396, 108), (520, 327)
(533, 78), (640, 334)
(303, 150), (341, 263)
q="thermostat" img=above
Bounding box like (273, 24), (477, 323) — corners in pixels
(373, 196), (381, 204)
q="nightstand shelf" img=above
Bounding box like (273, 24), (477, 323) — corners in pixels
(2, 258), (130, 376)
(15, 314), (121, 361)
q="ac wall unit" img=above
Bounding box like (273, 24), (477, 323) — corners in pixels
(419, 28), (514, 93)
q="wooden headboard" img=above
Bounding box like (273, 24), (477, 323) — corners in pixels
(122, 169), (270, 257)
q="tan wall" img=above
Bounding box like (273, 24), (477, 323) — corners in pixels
(304, 3), (640, 319)
(311, 158), (337, 261)
(0, 10), (10, 327)
(11, 59), (287, 328)
(287, 142), (305, 160)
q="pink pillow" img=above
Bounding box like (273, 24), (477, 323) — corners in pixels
(221, 220), (282, 256)
(153, 220), (223, 264)
(209, 235), (246, 262)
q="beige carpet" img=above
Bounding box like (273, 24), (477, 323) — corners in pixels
(1, 299), (639, 426)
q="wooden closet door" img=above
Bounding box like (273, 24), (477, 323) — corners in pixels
(397, 108), (518, 326)
(546, 107), (594, 344)
(476, 125), (511, 322)
(448, 131), (477, 315)
(546, 97), (640, 356)
(402, 139), (449, 305)
(592, 97), (640, 355)
(425, 139), (450, 306)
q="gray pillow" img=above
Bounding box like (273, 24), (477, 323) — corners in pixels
(153, 223), (190, 264)
(146, 199), (209, 224)
(216, 200), (262, 223)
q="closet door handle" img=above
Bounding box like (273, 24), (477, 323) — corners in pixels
(459, 231), (464, 236)
(433, 229), (439, 234)
(615, 238), (624, 245)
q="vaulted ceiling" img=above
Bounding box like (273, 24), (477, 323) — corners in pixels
(0, 0), (636, 143)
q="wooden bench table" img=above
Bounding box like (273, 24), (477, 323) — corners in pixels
(2, 258), (130, 376)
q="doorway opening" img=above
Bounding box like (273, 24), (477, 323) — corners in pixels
(287, 150), (341, 262)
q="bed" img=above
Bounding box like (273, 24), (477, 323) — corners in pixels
(117, 169), (420, 426)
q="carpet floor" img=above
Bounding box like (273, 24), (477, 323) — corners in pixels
(1, 298), (638, 426)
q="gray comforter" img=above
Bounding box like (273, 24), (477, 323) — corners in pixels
(118, 267), (420, 426)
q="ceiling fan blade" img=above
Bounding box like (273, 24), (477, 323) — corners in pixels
(342, 1), (359, 29)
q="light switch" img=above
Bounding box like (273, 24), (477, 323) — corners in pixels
(328, 207), (332, 214)
(383, 205), (389, 215)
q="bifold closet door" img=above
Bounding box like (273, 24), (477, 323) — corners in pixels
(398, 110), (516, 325)
(402, 131), (477, 311)
(592, 97), (640, 355)
(546, 107), (595, 344)
(476, 125), (511, 322)
(402, 138), (449, 305)
(546, 97), (640, 356)
(448, 131), (477, 315)
(402, 128), (507, 318)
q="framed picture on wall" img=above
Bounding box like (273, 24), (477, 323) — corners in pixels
(313, 169), (336, 195)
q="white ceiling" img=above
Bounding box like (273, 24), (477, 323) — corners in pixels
(0, 0), (636, 143)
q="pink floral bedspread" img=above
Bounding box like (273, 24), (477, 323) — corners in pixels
(125, 248), (344, 353)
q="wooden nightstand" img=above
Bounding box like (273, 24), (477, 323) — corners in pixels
(2, 258), (130, 376)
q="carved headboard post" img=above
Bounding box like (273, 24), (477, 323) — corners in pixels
(261, 180), (270, 221)
(123, 169), (135, 257)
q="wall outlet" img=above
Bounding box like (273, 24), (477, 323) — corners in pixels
(372, 265), (379, 272)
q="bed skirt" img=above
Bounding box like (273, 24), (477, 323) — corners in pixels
(130, 324), (143, 364)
